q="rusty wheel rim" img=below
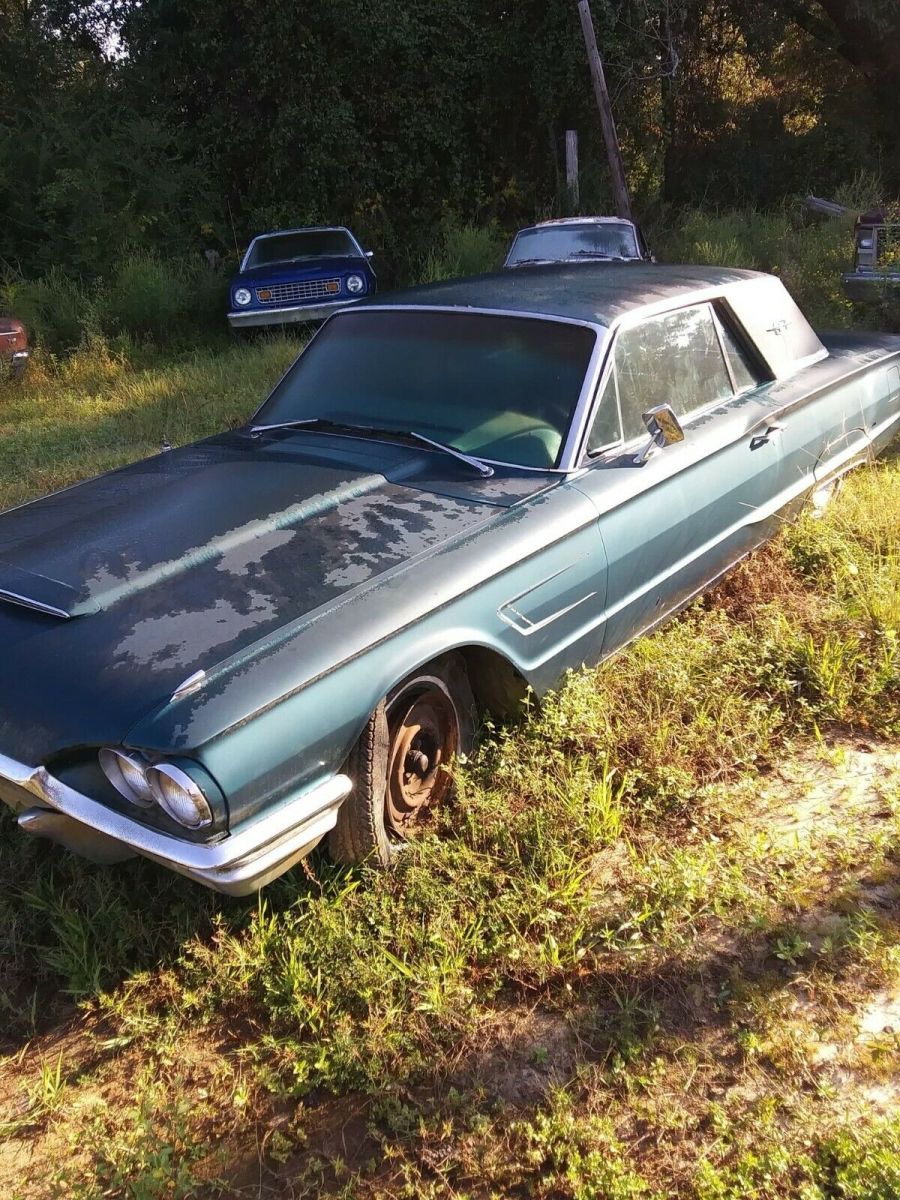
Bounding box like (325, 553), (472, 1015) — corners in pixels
(385, 685), (459, 837)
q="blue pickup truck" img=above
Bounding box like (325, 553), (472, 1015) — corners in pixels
(228, 226), (376, 331)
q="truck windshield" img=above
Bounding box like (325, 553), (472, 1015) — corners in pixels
(253, 309), (596, 470)
(246, 230), (359, 266)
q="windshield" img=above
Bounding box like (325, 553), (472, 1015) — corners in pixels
(245, 229), (359, 267)
(508, 223), (639, 265)
(253, 310), (596, 469)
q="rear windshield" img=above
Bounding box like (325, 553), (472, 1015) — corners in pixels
(246, 230), (359, 267)
(508, 223), (639, 265)
(254, 309), (596, 469)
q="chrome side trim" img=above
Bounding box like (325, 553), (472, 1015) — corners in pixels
(0, 750), (352, 895)
(499, 590), (598, 636)
(0, 589), (70, 619)
(171, 669), (207, 701)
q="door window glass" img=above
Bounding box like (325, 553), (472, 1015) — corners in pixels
(614, 304), (734, 439)
(586, 371), (622, 454)
(715, 314), (764, 392)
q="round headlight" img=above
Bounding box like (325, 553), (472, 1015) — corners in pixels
(146, 764), (213, 829)
(346, 274), (365, 295)
(233, 287), (252, 307)
(99, 749), (155, 808)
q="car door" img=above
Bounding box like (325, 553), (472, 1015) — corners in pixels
(572, 301), (783, 659)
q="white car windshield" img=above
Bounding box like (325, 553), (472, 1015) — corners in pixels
(508, 223), (639, 265)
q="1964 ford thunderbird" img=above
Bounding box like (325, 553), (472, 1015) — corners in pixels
(0, 264), (897, 893)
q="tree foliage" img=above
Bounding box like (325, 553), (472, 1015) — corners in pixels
(0, 0), (895, 282)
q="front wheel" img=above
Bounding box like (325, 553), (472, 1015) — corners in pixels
(328, 655), (474, 867)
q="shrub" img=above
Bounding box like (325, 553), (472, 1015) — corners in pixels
(0, 267), (98, 353)
(653, 204), (858, 328)
(100, 251), (229, 346)
(417, 217), (504, 283)
(101, 252), (187, 342)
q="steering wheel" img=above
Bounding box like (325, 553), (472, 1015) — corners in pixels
(487, 425), (561, 469)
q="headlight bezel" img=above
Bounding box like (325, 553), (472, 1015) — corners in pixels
(98, 748), (156, 808)
(233, 286), (253, 307)
(146, 763), (214, 829)
(346, 274), (365, 295)
(99, 749), (217, 831)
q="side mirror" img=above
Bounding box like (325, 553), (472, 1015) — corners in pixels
(365, 250), (375, 259)
(634, 404), (684, 464)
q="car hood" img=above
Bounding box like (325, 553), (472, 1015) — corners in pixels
(232, 257), (369, 286)
(0, 433), (501, 762)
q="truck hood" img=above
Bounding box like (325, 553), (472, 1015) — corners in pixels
(0, 432), (502, 761)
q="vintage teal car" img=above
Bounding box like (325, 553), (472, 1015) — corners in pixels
(0, 264), (897, 893)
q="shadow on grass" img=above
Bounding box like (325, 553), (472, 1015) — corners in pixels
(202, 854), (900, 1197)
(0, 809), (314, 1056)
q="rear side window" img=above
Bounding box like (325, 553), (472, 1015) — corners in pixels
(613, 304), (734, 440)
(715, 312), (764, 393)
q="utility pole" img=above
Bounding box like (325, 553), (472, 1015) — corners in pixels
(565, 130), (579, 213)
(575, 0), (633, 221)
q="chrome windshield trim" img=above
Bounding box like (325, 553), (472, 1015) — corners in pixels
(331, 301), (605, 332)
(249, 303), (607, 474)
(0, 749), (351, 874)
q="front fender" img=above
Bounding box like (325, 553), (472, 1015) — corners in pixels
(127, 482), (607, 831)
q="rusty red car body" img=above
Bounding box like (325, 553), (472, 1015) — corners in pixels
(0, 318), (29, 378)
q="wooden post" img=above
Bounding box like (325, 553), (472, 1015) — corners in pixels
(575, 0), (633, 221)
(565, 130), (580, 213)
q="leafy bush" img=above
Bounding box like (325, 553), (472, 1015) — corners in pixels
(102, 253), (188, 342)
(0, 267), (98, 353)
(101, 251), (229, 346)
(654, 186), (900, 331)
(653, 204), (859, 328)
(0, 253), (230, 356)
(417, 217), (505, 283)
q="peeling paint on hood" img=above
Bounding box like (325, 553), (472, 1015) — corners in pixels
(0, 432), (509, 761)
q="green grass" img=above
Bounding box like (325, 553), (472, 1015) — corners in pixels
(0, 333), (301, 511)
(0, 340), (898, 1197)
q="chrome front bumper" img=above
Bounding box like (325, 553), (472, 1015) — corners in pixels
(227, 298), (362, 328)
(0, 751), (352, 895)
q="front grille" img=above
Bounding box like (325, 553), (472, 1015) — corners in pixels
(255, 278), (342, 305)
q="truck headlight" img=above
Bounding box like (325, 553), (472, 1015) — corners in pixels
(233, 287), (252, 307)
(146, 763), (213, 829)
(346, 274), (365, 294)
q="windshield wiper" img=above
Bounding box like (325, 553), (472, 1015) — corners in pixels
(570, 250), (626, 259)
(249, 418), (494, 477)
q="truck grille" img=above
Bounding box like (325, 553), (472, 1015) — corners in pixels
(255, 278), (342, 305)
